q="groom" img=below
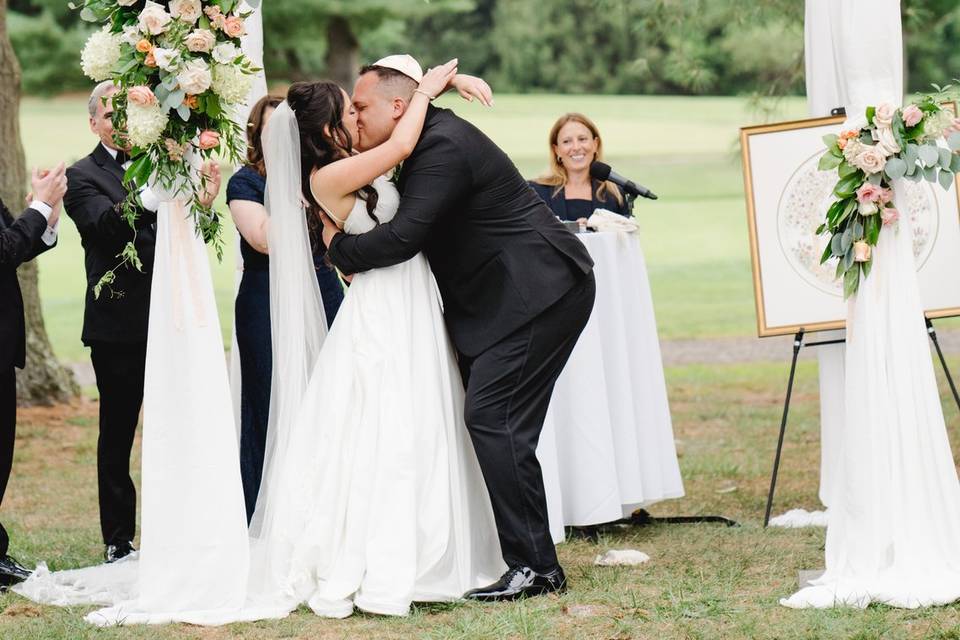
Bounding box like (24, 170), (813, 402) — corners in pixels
(322, 55), (596, 601)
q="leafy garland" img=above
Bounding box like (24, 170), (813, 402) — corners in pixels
(75, 0), (260, 298)
(817, 85), (960, 298)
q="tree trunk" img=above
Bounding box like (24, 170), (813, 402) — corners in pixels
(0, 2), (79, 405)
(325, 15), (359, 91)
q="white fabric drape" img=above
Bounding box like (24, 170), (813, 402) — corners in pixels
(784, 0), (960, 608)
(15, 202), (251, 625)
(777, 0), (905, 526)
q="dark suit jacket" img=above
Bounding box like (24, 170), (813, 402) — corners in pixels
(327, 106), (594, 357)
(528, 179), (631, 220)
(65, 144), (156, 345)
(0, 198), (54, 370)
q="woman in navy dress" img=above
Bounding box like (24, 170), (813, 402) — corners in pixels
(529, 113), (630, 223)
(226, 95), (345, 522)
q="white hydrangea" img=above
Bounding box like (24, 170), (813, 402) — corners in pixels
(211, 42), (240, 65)
(127, 102), (169, 147)
(211, 64), (252, 104)
(81, 28), (122, 82)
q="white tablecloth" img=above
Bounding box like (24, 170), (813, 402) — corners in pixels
(538, 231), (684, 541)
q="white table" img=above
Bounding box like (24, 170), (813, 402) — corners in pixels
(537, 231), (684, 541)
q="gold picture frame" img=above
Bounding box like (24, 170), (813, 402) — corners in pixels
(741, 109), (960, 338)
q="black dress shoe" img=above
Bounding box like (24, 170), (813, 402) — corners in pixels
(0, 555), (32, 588)
(104, 540), (136, 563)
(464, 565), (567, 602)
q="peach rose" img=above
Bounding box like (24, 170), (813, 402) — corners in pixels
(223, 16), (246, 38)
(198, 130), (220, 150)
(138, 1), (172, 36)
(203, 5), (222, 19)
(881, 207), (900, 226)
(853, 241), (872, 262)
(169, 0), (201, 24)
(127, 85), (158, 107)
(874, 103), (896, 127)
(184, 29), (215, 53)
(144, 50), (157, 67)
(902, 105), (923, 127)
(183, 94), (199, 110)
(135, 39), (152, 54)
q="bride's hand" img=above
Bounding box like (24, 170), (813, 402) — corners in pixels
(417, 59), (458, 100)
(450, 74), (493, 107)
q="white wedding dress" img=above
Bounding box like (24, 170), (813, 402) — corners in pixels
(248, 173), (505, 618)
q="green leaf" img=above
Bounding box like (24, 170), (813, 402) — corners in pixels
(841, 226), (853, 252)
(866, 106), (876, 125)
(938, 168), (955, 190)
(819, 152), (843, 171)
(939, 147), (953, 169)
(843, 247), (855, 270)
(831, 233), (844, 256)
(866, 214), (880, 244)
(885, 156), (907, 180)
(862, 258), (872, 279)
(834, 172), (865, 198)
(867, 171), (883, 186)
(177, 104), (191, 121)
(852, 219), (864, 240)
(919, 144), (939, 167)
(843, 264), (860, 299)
(822, 133), (839, 148)
(821, 237), (835, 264)
(838, 161), (858, 178)
(816, 223), (826, 235)
(924, 165), (938, 182)
(892, 112), (908, 149)
(951, 154), (960, 173)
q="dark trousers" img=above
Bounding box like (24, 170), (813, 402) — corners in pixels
(0, 367), (15, 557)
(458, 272), (596, 573)
(236, 266), (344, 523)
(89, 340), (147, 546)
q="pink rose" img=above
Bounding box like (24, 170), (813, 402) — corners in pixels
(223, 16), (246, 38)
(853, 145), (887, 175)
(879, 188), (894, 204)
(127, 85), (157, 107)
(856, 182), (883, 204)
(198, 130), (220, 150)
(853, 241), (872, 263)
(902, 105), (923, 128)
(881, 207), (899, 226)
(184, 29), (215, 53)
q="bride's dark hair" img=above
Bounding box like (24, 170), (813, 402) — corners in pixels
(286, 81), (379, 237)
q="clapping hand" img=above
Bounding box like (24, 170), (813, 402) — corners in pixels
(198, 160), (222, 208)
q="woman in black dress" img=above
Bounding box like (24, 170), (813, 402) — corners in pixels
(226, 94), (345, 522)
(529, 112), (630, 223)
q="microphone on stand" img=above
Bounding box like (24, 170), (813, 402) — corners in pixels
(590, 161), (658, 200)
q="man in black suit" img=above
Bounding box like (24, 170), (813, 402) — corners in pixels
(323, 58), (596, 601)
(67, 81), (220, 563)
(0, 164), (66, 586)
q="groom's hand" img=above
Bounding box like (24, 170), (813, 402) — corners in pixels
(318, 209), (340, 249)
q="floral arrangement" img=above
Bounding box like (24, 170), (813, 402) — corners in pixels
(75, 0), (260, 296)
(817, 87), (960, 297)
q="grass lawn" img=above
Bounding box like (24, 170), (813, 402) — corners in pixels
(3, 359), (960, 638)
(22, 93), (808, 363)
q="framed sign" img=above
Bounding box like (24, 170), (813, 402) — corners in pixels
(740, 113), (960, 338)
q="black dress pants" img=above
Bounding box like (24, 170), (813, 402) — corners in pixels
(458, 272), (596, 573)
(0, 367), (15, 557)
(89, 340), (147, 546)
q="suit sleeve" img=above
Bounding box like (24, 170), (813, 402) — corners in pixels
(0, 199), (50, 268)
(64, 165), (156, 254)
(326, 134), (471, 274)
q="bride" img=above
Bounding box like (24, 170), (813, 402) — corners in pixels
(13, 62), (504, 624)
(250, 60), (505, 618)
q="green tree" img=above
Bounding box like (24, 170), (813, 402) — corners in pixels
(262, 0), (473, 88)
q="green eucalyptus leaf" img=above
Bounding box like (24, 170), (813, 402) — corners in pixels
(924, 165), (938, 182)
(884, 156), (907, 180)
(939, 168), (955, 190)
(939, 147), (953, 169)
(843, 264), (860, 299)
(819, 152), (842, 171)
(919, 144), (940, 167)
